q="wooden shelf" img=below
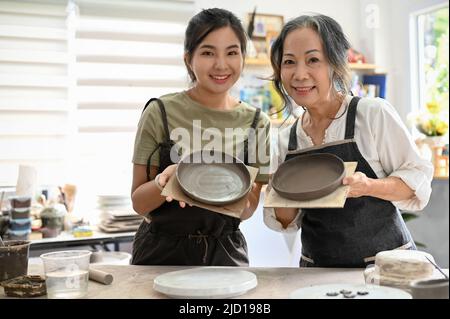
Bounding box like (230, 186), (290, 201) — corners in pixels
(349, 63), (381, 71)
(434, 174), (449, 180)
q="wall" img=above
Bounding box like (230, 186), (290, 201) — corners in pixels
(194, 0), (363, 65)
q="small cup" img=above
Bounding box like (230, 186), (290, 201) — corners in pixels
(40, 250), (92, 299)
(8, 196), (31, 209)
(410, 278), (449, 299)
(11, 208), (31, 220)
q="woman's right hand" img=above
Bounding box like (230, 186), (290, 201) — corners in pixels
(157, 164), (191, 208)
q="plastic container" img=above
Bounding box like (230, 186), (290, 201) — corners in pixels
(0, 240), (31, 282)
(40, 250), (92, 299)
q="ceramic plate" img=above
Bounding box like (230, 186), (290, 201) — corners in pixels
(272, 153), (345, 201)
(176, 150), (252, 205)
(153, 267), (258, 299)
(289, 283), (412, 299)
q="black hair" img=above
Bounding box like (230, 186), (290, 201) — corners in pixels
(184, 8), (247, 82)
(270, 14), (351, 114)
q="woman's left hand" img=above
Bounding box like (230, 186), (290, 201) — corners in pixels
(342, 172), (372, 198)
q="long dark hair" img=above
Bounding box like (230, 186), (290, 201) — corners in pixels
(270, 14), (351, 114)
(184, 8), (247, 82)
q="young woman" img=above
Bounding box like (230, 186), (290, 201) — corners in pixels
(264, 14), (433, 268)
(131, 8), (270, 266)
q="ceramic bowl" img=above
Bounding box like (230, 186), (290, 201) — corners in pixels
(409, 278), (449, 299)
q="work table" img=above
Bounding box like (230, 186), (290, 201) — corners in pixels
(2, 264), (367, 299)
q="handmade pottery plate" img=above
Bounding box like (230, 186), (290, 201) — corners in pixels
(176, 150), (252, 205)
(272, 153), (345, 201)
(153, 267), (258, 299)
(289, 283), (412, 299)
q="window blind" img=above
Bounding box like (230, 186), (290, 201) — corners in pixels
(73, 0), (192, 202)
(0, 0), (70, 187)
(0, 0), (194, 211)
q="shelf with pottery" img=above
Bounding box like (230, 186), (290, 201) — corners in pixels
(348, 63), (380, 71)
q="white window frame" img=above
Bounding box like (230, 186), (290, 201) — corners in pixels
(410, 2), (449, 114)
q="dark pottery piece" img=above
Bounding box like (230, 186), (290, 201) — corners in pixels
(11, 208), (30, 220)
(410, 278), (449, 299)
(8, 196), (31, 209)
(272, 153), (346, 201)
(1, 275), (46, 297)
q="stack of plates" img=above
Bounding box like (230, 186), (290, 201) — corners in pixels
(96, 195), (142, 233)
(97, 195), (131, 210)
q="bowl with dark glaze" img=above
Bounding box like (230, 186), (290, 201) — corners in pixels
(272, 153), (346, 201)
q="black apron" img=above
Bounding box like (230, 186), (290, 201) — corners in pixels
(131, 98), (261, 266)
(285, 97), (416, 268)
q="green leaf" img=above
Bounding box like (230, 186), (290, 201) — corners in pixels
(415, 241), (427, 248)
(401, 212), (419, 222)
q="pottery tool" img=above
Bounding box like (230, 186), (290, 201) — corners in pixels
(62, 184), (77, 212)
(0, 190), (4, 211)
(89, 268), (114, 285)
(58, 186), (68, 211)
(425, 256), (449, 279)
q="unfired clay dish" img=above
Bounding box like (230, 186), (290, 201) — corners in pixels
(272, 153), (345, 201)
(176, 150), (252, 205)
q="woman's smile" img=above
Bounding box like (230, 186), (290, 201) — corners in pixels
(210, 74), (231, 84)
(293, 85), (316, 96)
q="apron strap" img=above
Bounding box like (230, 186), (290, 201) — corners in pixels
(250, 108), (261, 129)
(142, 98), (173, 181)
(288, 118), (300, 151)
(344, 96), (361, 139)
(243, 108), (261, 165)
(142, 98), (171, 142)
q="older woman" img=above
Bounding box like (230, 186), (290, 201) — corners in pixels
(264, 14), (433, 268)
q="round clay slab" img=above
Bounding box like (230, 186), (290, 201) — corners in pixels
(153, 267), (258, 299)
(176, 151), (252, 205)
(290, 283), (411, 299)
(272, 153), (345, 201)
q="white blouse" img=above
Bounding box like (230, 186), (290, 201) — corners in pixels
(264, 95), (434, 233)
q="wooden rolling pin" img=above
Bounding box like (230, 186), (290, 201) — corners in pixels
(89, 268), (113, 285)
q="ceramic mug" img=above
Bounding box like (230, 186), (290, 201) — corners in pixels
(409, 278), (449, 299)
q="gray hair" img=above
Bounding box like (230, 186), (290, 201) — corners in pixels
(270, 14), (352, 114)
